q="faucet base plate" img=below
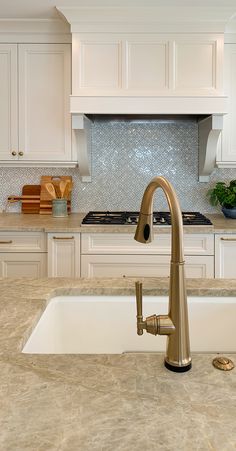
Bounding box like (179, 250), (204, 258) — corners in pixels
(165, 360), (192, 373)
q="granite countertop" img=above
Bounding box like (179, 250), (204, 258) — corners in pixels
(1, 277), (236, 450)
(0, 212), (236, 233)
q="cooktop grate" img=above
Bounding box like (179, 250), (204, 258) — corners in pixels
(81, 211), (212, 226)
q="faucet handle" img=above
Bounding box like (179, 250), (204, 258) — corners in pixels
(135, 281), (144, 335)
(135, 282), (175, 337)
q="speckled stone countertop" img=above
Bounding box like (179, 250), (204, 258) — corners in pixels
(0, 277), (236, 450)
(0, 212), (236, 233)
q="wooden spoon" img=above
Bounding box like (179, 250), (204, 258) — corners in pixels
(45, 182), (56, 199)
(59, 180), (67, 198)
(64, 181), (73, 199)
(52, 182), (61, 198)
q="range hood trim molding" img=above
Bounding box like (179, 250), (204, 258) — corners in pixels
(70, 95), (228, 116)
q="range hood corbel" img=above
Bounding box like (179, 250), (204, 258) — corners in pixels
(198, 114), (224, 182)
(72, 114), (92, 182)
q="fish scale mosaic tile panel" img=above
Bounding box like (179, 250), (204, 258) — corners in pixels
(0, 118), (236, 213)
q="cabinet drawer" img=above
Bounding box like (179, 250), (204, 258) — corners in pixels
(81, 233), (214, 255)
(0, 232), (46, 252)
(0, 253), (47, 277)
(81, 255), (214, 278)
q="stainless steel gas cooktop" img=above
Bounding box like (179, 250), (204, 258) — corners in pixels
(81, 211), (212, 226)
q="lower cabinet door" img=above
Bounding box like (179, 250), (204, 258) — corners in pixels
(215, 234), (236, 278)
(47, 233), (80, 277)
(0, 253), (47, 277)
(81, 255), (214, 278)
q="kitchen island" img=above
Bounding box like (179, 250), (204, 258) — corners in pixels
(0, 277), (236, 450)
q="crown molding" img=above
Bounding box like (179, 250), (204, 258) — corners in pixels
(0, 18), (71, 43)
(57, 6), (236, 33)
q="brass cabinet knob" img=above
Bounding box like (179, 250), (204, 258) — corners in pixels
(11, 151), (17, 156)
(18, 151), (24, 156)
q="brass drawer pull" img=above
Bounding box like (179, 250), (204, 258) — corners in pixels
(53, 236), (74, 240)
(220, 237), (236, 241)
(0, 240), (13, 244)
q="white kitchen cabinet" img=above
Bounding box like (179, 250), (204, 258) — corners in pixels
(0, 231), (47, 278)
(47, 233), (80, 278)
(0, 44), (18, 160)
(217, 44), (236, 167)
(0, 43), (73, 166)
(72, 33), (223, 97)
(215, 234), (236, 278)
(81, 233), (214, 278)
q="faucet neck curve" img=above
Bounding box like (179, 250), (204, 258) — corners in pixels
(136, 176), (184, 263)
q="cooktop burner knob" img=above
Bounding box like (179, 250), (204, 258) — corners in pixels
(153, 217), (157, 224)
(127, 217), (132, 223)
(160, 217), (166, 223)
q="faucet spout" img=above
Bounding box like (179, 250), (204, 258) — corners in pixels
(134, 176), (191, 372)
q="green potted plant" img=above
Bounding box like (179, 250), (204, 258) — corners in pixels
(207, 180), (236, 218)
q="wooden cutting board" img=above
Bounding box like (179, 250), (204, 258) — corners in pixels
(40, 176), (72, 215)
(22, 185), (41, 213)
(8, 185), (41, 214)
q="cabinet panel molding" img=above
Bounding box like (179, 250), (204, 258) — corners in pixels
(72, 33), (223, 97)
(173, 40), (218, 93)
(125, 39), (169, 90)
(81, 41), (121, 89)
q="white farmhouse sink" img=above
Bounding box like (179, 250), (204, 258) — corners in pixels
(23, 295), (236, 354)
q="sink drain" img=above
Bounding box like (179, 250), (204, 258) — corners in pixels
(212, 356), (234, 371)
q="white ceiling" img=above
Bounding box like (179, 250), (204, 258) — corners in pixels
(0, 0), (236, 20)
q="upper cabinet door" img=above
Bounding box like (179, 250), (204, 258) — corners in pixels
(217, 44), (236, 165)
(0, 44), (18, 160)
(18, 44), (71, 161)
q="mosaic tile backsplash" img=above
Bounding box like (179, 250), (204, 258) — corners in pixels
(1, 118), (236, 214)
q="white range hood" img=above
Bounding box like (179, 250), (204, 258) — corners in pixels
(57, 3), (234, 182)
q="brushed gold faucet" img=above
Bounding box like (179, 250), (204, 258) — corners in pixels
(134, 176), (192, 372)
